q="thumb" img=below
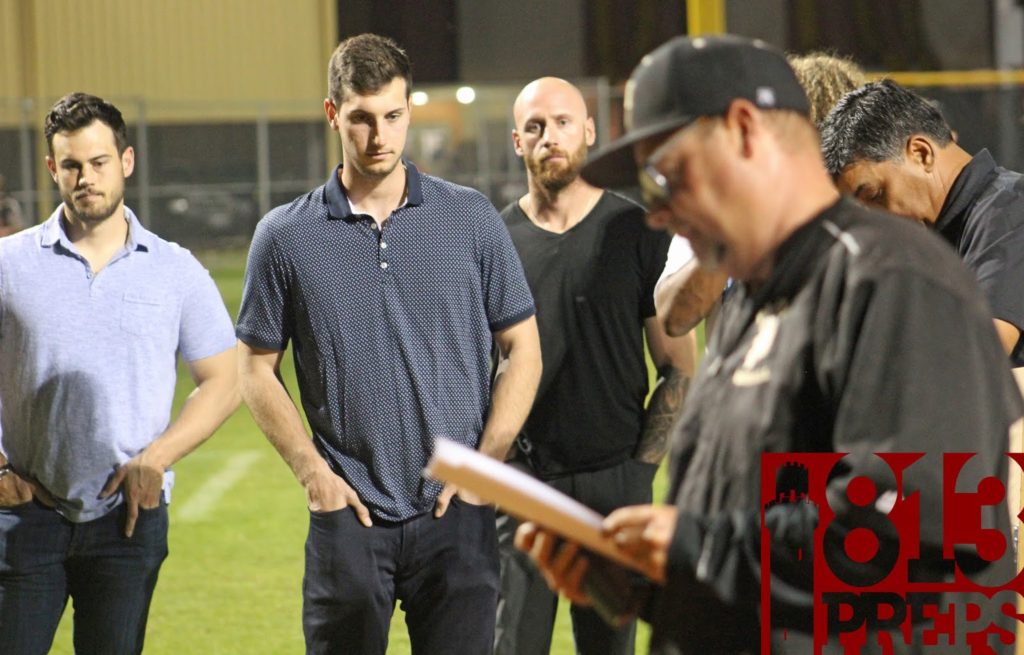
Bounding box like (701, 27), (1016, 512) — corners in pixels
(602, 505), (649, 533)
(352, 498), (373, 527)
(100, 466), (126, 499)
(434, 484), (455, 518)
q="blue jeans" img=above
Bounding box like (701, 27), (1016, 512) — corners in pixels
(0, 498), (169, 655)
(303, 498), (500, 655)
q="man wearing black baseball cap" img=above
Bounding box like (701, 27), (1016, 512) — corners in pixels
(517, 34), (1020, 653)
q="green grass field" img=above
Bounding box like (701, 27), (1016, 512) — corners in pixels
(48, 248), (670, 654)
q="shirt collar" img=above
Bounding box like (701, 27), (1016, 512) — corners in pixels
(745, 196), (849, 308)
(123, 207), (153, 251)
(324, 159), (424, 220)
(39, 204), (152, 253)
(713, 197), (847, 357)
(935, 149), (999, 245)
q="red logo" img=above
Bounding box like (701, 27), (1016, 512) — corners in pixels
(760, 453), (1024, 653)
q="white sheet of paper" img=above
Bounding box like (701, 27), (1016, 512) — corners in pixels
(424, 438), (648, 574)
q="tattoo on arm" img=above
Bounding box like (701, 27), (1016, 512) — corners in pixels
(636, 368), (691, 464)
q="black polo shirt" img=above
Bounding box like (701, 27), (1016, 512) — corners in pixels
(236, 162), (535, 522)
(646, 197), (1022, 653)
(936, 148), (1024, 365)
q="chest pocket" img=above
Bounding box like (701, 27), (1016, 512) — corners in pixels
(120, 292), (175, 341)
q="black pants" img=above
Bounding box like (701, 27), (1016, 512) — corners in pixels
(303, 498), (500, 655)
(494, 458), (657, 655)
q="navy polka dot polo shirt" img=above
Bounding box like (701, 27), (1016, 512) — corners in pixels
(237, 162), (536, 522)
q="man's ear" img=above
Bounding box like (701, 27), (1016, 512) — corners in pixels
(585, 116), (596, 147)
(724, 98), (759, 158)
(906, 135), (936, 172)
(46, 156), (57, 181)
(121, 146), (135, 178)
(512, 129), (524, 157)
(324, 98), (338, 130)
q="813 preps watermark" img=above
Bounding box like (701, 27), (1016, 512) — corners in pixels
(761, 453), (1024, 654)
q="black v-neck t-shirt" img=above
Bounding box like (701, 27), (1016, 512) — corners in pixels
(501, 191), (670, 476)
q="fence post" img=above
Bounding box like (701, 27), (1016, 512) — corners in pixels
(17, 98), (34, 221)
(595, 76), (611, 147)
(136, 98), (151, 227)
(257, 108), (271, 221)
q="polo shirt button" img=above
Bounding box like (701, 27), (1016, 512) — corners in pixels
(380, 262), (388, 269)
(381, 242), (388, 249)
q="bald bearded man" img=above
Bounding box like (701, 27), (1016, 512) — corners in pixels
(493, 77), (692, 655)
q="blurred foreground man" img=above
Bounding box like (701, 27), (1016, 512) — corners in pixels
(494, 77), (692, 655)
(518, 35), (1021, 654)
(821, 79), (1024, 366)
(0, 92), (238, 654)
(237, 34), (541, 654)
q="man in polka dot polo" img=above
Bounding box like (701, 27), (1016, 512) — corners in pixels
(236, 33), (542, 655)
(494, 77), (694, 655)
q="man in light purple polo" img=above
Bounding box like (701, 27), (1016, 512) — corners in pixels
(0, 93), (239, 654)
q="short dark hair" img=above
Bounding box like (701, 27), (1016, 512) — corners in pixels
(820, 79), (953, 176)
(44, 92), (129, 155)
(327, 33), (412, 105)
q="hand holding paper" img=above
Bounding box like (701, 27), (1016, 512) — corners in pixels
(515, 522), (593, 606)
(423, 437), (650, 574)
(424, 438), (660, 626)
(602, 505), (678, 584)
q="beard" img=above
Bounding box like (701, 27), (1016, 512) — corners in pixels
(61, 184), (124, 225)
(526, 139), (588, 193)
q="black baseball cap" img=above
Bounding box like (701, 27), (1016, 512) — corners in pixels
(581, 34), (810, 188)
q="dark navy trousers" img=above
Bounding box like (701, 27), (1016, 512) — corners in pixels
(303, 498), (500, 655)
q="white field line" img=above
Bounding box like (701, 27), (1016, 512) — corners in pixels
(174, 451), (263, 522)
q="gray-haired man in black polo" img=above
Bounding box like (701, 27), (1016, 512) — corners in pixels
(821, 79), (1024, 366)
(236, 34), (541, 655)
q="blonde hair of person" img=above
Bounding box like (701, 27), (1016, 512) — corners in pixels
(788, 52), (867, 127)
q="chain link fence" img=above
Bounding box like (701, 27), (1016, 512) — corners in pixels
(0, 80), (617, 248)
(4, 79), (1024, 248)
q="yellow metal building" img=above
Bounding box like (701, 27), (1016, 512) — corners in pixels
(0, 0), (335, 120)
